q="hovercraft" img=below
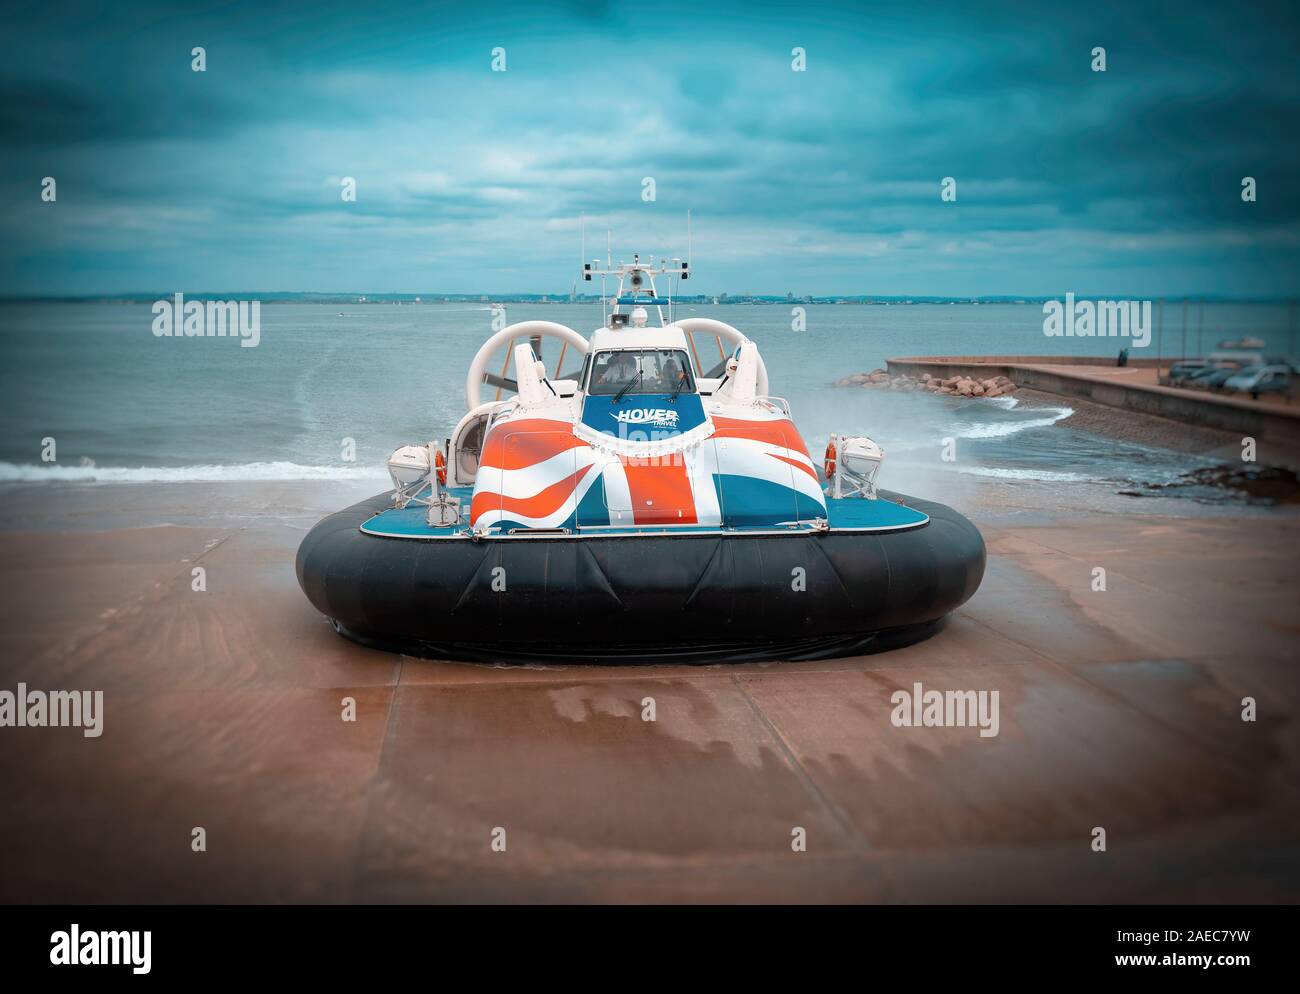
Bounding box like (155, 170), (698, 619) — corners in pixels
(296, 252), (985, 664)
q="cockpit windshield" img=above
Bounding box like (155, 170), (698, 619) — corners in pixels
(587, 349), (695, 396)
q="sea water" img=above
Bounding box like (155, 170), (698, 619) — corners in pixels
(0, 301), (1292, 511)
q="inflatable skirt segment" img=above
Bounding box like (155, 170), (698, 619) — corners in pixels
(295, 490), (986, 665)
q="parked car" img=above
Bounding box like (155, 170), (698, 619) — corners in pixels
(1223, 364), (1291, 400)
(1204, 365), (1255, 390)
(1169, 360), (1210, 383)
(1182, 364), (1240, 388)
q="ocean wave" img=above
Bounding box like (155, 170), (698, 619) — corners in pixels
(951, 465), (1096, 483)
(885, 405), (1075, 453)
(0, 461), (389, 484)
(952, 407), (1073, 440)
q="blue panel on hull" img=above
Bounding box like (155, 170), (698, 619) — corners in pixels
(575, 469), (609, 526)
(712, 473), (826, 527)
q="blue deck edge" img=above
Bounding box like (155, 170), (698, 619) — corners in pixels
(359, 487), (929, 540)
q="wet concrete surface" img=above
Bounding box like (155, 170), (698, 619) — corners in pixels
(0, 481), (1297, 902)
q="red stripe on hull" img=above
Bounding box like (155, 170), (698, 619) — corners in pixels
(710, 416), (812, 459)
(471, 465), (592, 523)
(768, 452), (819, 481)
(480, 420), (590, 471)
(619, 458), (698, 525)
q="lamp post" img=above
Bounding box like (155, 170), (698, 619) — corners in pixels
(1181, 298), (1187, 361)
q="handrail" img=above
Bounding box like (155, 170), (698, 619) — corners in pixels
(758, 395), (792, 418)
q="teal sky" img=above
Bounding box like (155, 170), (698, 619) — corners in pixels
(2, 0), (1298, 297)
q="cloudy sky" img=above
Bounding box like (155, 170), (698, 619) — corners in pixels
(3, 0), (1298, 297)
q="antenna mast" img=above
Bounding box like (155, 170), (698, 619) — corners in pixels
(580, 216), (692, 329)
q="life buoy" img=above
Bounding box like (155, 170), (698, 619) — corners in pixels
(434, 448), (447, 487)
(823, 439), (837, 481)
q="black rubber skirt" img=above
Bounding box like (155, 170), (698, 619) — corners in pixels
(295, 491), (985, 665)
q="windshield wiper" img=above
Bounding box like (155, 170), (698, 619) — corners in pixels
(613, 369), (642, 403)
(669, 374), (688, 402)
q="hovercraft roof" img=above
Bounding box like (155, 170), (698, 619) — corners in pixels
(588, 324), (691, 353)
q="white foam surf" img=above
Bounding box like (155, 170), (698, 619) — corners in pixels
(884, 404), (1075, 453)
(950, 406), (1073, 440)
(0, 461), (389, 484)
(951, 465), (1095, 483)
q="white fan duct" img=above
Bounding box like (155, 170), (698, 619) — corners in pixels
(670, 317), (769, 397)
(465, 321), (590, 411)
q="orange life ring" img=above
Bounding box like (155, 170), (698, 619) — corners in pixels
(823, 439), (837, 481)
(434, 448), (447, 487)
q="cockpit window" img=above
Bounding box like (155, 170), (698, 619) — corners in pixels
(587, 349), (695, 396)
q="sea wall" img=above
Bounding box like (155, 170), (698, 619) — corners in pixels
(884, 355), (1300, 443)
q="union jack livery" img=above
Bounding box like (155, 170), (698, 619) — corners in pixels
(467, 327), (829, 535)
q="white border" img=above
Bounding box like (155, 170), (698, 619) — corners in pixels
(359, 513), (930, 541)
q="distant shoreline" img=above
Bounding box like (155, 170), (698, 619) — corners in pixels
(0, 295), (1293, 306)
